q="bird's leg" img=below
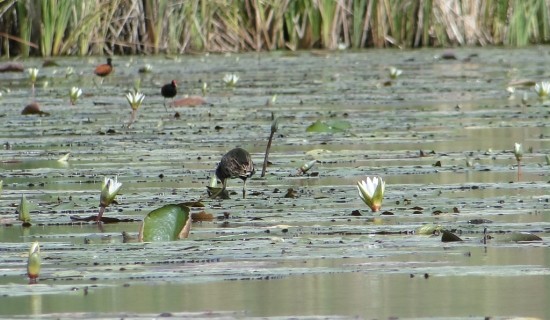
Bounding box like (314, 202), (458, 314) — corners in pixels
(242, 179), (247, 199)
(163, 99), (168, 111)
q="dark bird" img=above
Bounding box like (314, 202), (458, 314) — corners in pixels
(94, 58), (113, 84)
(216, 148), (255, 199)
(161, 80), (177, 108)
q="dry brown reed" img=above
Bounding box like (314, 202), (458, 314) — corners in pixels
(0, 0), (549, 57)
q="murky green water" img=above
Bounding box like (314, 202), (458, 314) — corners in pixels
(0, 47), (549, 319)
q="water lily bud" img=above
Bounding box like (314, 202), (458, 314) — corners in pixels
(299, 160), (317, 174)
(514, 143), (523, 162)
(27, 242), (41, 281)
(69, 87), (82, 105)
(17, 194), (31, 223)
(27, 68), (39, 83)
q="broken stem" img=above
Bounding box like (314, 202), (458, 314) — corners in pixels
(261, 118), (279, 177)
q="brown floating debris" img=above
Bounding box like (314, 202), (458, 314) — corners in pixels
(440, 51), (457, 60)
(21, 102), (50, 116)
(350, 210), (362, 216)
(42, 59), (59, 67)
(191, 211), (214, 222)
(284, 188), (298, 198)
(171, 96), (208, 107)
(0, 62), (24, 72)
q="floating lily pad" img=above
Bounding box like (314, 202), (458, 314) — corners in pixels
(191, 210), (214, 222)
(139, 204), (191, 242)
(306, 119), (351, 133)
(416, 224), (443, 235)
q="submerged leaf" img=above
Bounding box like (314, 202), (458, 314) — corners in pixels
(191, 211), (214, 222)
(306, 120), (351, 133)
(139, 204), (191, 242)
(172, 96), (208, 107)
(498, 232), (542, 242)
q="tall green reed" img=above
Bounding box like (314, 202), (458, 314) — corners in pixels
(40, 0), (73, 56)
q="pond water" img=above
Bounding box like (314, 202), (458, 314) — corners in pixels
(0, 47), (549, 319)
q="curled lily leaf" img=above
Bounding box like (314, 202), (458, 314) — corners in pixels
(17, 194), (31, 223)
(223, 73), (239, 87)
(27, 242), (41, 281)
(202, 82), (208, 96)
(57, 153), (70, 162)
(271, 117), (279, 133)
(357, 176), (385, 212)
(514, 143), (523, 162)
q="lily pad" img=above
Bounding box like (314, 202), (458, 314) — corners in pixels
(416, 224), (443, 235)
(139, 204), (191, 242)
(497, 232), (543, 242)
(306, 120), (351, 133)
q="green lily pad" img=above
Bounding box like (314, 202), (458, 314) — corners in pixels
(139, 204), (191, 242)
(306, 119), (351, 133)
(416, 224), (443, 235)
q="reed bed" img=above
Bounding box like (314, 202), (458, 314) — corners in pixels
(0, 0), (549, 57)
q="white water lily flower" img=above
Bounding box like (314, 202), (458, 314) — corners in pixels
(514, 143), (523, 162)
(389, 67), (402, 79)
(126, 90), (145, 110)
(27, 68), (39, 83)
(223, 73), (239, 87)
(69, 87), (82, 105)
(357, 176), (385, 212)
(100, 176), (122, 208)
(534, 81), (550, 98)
